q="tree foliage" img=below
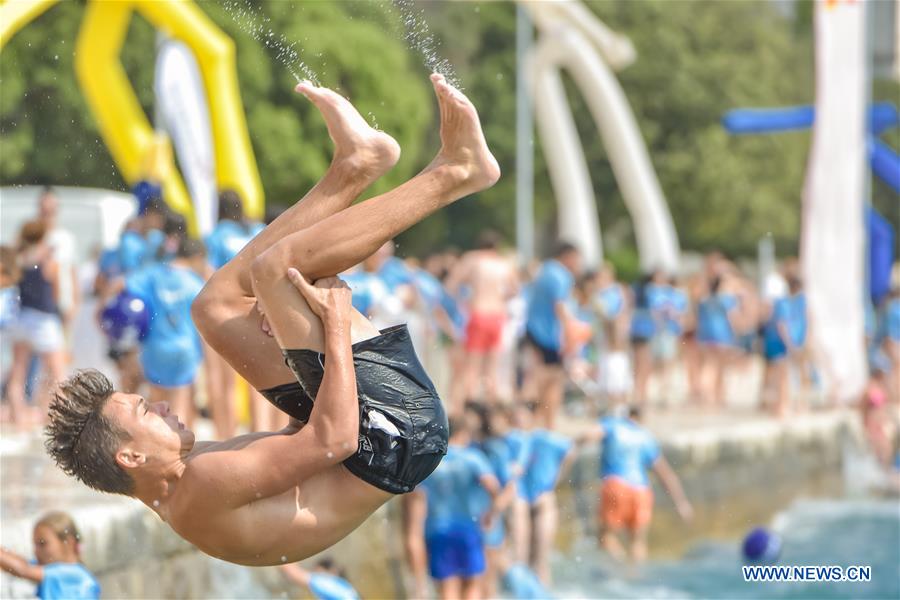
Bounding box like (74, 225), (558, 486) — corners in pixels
(0, 0), (895, 261)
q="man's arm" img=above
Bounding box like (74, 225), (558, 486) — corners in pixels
(184, 272), (358, 507)
(652, 456), (693, 521)
(0, 548), (43, 583)
(402, 491), (430, 599)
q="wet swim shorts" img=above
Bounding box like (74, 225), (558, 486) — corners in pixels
(279, 324), (448, 494)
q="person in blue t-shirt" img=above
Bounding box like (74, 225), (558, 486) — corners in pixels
(0, 511), (100, 600)
(881, 284), (900, 402)
(508, 402), (574, 584)
(279, 557), (360, 600)
(203, 190), (266, 439)
(696, 273), (740, 407)
(126, 237), (206, 429)
(524, 242), (583, 429)
(579, 406), (692, 563)
(404, 416), (501, 600)
(761, 275), (808, 417)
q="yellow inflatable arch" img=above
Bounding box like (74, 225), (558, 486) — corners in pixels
(0, 0), (264, 232)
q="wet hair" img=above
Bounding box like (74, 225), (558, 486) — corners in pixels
(552, 241), (579, 259)
(19, 220), (47, 248)
(476, 229), (502, 250)
(45, 369), (134, 496)
(218, 189), (246, 224)
(35, 511), (82, 549)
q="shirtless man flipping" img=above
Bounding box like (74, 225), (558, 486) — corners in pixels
(44, 74), (499, 566)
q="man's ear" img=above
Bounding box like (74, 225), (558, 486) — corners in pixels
(115, 447), (147, 470)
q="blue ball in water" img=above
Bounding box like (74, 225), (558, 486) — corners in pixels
(100, 291), (150, 347)
(743, 527), (782, 562)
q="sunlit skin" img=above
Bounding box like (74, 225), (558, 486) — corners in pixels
(104, 392), (392, 566)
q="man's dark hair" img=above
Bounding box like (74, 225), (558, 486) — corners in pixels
(476, 229), (502, 250)
(40, 185), (56, 197)
(552, 241), (579, 259)
(218, 189), (245, 223)
(628, 405), (643, 421)
(447, 415), (467, 438)
(45, 369), (134, 496)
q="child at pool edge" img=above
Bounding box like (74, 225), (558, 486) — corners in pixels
(0, 511), (100, 600)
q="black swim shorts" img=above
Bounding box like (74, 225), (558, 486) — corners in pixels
(274, 324), (448, 494)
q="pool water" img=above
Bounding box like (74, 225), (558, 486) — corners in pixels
(552, 497), (900, 599)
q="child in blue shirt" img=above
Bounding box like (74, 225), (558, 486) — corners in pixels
(279, 557), (360, 600)
(0, 512), (100, 600)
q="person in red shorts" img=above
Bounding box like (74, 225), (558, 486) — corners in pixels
(446, 230), (518, 404)
(579, 406), (693, 562)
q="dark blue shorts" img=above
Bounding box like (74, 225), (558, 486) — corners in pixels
(426, 520), (486, 580)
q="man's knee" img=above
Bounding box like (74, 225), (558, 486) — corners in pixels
(249, 243), (292, 296)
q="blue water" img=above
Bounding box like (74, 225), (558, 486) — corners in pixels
(553, 498), (900, 599)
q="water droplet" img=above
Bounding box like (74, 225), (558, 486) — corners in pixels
(152, 500), (160, 507)
(327, 451), (334, 458)
(496, 73), (504, 81)
(281, 555), (287, 562)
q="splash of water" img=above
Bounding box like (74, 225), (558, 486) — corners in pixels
(221, 0), (319, 85)
(391, 0), (461, 89)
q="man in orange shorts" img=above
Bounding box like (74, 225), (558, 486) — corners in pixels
(446, 230), (518, 404)
(580, 406), (693, 562)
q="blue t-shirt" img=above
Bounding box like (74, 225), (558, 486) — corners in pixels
(595, 284), (625, 320)
(126, 263), (204, 383)
(36, 563), (100, 600)
(697, 293), (738, 345)
(342, 271), (391, 316)
(117, 230), (148, 274)
(420, 446), (494, 535)
(308, 573), (360, 600)
(599, 416), (660, 488)
(378, 257), (414, 292)
(526, 260), (574, 351)
(519, 429), (572, 503)
(205, 220), (264, 269)
(884, 298), (900, 342)
(665, 287), (689, 334)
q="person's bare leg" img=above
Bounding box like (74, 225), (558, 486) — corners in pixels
(599, 527), (627, 562)
(532, 492), (558, 583)
(5, 342), (31, 427)
(629, 526), (649, 563)
(193, 84), (401, 390)
(250, 74), (499, 353)
(510, 498), (532, 565)
(461, 576), (484, 600)
(438, 577), (462, 600)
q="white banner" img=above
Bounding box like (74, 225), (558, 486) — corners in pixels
(801, 0), (867, 402)
(154, 40), (218, 236)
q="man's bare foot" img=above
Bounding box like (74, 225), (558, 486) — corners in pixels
(426, 73), (501, 196)
(295, 82), (400, 178)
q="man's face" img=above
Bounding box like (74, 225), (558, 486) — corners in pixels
(104, 393), (194, 467)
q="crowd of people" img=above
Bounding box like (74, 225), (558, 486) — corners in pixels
(1, 184), (898, 600)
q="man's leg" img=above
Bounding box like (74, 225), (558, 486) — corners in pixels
(250, 74), (499, 354)
(193, 83), (401, 390)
